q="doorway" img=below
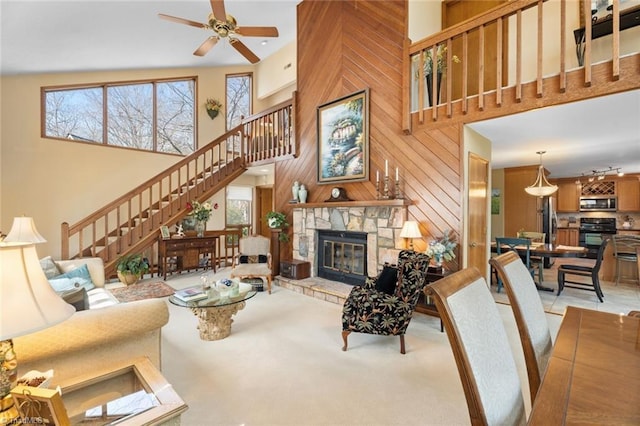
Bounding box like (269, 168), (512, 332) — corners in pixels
(256, 186), (273, 238)
(468, 152), (490, 280)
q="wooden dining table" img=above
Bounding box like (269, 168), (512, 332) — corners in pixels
(491, 242), (588, 291)
(528, 306), (640, 425)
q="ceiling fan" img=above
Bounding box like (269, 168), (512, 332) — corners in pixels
(159, 0), (279, 64)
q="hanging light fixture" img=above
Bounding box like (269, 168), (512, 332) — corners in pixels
(525, 151), (558, 197)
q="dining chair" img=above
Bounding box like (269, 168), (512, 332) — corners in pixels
(489, 251), (552, 403)
(557, 238), (608, 302)
(425, 267), (526, 426)
(494, 237), (537, 292)
(519, 231), (546, 285)
(611, 235), (640, 285)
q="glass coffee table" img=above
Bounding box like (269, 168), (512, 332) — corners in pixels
(58, 357), (187, 425)
(169, 284), (257, 341)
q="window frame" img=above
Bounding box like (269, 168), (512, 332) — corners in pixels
(41, 76), (198, 155)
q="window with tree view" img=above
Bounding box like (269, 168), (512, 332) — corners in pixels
(226, 73), (252, 130)
(226, 186), (252, 241)
(43, 78), (196, 155)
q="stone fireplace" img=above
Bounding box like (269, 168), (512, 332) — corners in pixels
(291, 201), (409, 281)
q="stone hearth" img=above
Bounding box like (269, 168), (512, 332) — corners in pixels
(291, 202), (409, 278)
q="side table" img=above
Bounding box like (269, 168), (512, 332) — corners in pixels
(57, 356), (187, 425)
(415, 267), (451, 332)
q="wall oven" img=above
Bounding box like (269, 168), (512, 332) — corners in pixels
(579, 197), (617, 212)
(578, 218), (617, 258)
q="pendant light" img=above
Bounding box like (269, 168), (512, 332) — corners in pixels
(525, 151), (558, 197)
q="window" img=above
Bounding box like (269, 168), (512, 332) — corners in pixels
(226, 186), (253, 239)
(225, 73), (252, 130)
(43, 77), (196, 155)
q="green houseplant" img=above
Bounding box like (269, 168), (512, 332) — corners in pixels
(266, 211), (290, 242)
(116, 253), (150, 285)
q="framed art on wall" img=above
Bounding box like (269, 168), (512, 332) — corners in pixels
(317, 89), (369, 184)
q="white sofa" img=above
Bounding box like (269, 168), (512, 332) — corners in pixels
(13, 257), (170, 386)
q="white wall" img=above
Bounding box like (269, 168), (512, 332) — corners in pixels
(256, 41), (297, 100)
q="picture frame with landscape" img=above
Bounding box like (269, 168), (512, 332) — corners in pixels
(316, 89), (369, 184)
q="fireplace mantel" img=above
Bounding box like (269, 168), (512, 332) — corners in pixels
(294, 199), (411, 209)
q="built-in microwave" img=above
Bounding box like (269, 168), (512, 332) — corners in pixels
(579, 197), (617, 212)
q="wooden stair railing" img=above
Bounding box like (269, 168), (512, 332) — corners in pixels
(404, 0), (640, 128)
(61, 98), (295, 277)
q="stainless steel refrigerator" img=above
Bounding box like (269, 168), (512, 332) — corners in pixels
(540, 196), (557, 268)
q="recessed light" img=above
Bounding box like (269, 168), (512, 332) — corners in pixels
(261, 40), (268, 46)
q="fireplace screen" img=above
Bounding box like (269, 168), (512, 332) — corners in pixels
(317, 230), (367, 285)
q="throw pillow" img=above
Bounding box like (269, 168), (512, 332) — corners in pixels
(57, 287), (89, 312)
(48, 264), (96, 292)
(375, 263), (398, 295)
(39, 256), (62, 279)
(239, 255), (268, 264)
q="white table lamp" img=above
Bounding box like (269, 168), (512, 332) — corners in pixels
(400, 221), (422, 250)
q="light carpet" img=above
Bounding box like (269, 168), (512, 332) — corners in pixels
(157, 269), (563, 426)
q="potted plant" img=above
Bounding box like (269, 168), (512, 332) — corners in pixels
(266, 211), (290, 242)
(116, 253), (150, 285)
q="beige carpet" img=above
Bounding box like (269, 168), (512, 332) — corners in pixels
(157, 269), (564, 426)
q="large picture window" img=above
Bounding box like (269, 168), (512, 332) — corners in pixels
(225, 73), (252, 130)
(226, 186), (253, 238)
(43, 77), (196, 155)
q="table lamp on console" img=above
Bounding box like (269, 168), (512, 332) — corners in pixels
(0, 218), (75, 421)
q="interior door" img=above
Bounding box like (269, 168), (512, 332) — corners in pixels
(256, 186), (273, 238)
(468, 153), (490, 280)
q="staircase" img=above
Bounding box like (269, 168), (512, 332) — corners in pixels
(61, 98), (296, 278)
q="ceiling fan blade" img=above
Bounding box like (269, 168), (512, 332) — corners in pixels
(194, 37), (219, 57)
(158, 13), (206, 29)
(230, 39), (260, 64)
(235, 26), (279, 37)
(210, 0), (227, 21)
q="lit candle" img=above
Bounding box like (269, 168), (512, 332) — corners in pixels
(396, 167), (399, 181)
(376, 170), (379, 183)
(385, 160), (388, 177)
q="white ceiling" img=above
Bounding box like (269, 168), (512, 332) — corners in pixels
(1, 0), (638, 178)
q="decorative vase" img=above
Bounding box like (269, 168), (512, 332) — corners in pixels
(434, 254), (443, 268)
(298, 184), (308, 203)
(292, 181), (300, 202)
(268, 217), (278, 228)
(195, 220), (206, 237)
(425, 72), (443, 106)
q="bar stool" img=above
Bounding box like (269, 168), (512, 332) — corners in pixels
(611, 235), (640, 285)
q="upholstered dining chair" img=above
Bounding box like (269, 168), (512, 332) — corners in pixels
(230, 235), (273, 294)
(489, 251), (552, 403)
(557, 238), (608, 302)
(494, 237), (538, 292)
(341, 250), (430, 354)
(425, 267), (526, 426)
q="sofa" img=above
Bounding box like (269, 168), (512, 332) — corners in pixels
(13, 257), (170, 386)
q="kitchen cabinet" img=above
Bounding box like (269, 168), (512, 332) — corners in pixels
(617, 177), (640, 211)
(556, 181), (580, 212)
(556, 228), (579, 246)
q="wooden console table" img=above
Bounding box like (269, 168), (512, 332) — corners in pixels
(158, 234), (218, 279)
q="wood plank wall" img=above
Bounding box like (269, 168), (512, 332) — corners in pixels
(275, 0), (462, 267)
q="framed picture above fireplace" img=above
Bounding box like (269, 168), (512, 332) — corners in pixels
(316, 88), (369, 184)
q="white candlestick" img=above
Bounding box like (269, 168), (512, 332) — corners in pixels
(376, 170), (379, 183)
(385, 160), (388, 177)
(396, 167), (399, 181)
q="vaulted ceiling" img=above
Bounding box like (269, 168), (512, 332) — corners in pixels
(1, 0), (638, 178)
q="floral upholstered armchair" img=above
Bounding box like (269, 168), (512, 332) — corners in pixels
(230, 235), (273, 294)
(341, 250), (431, 354)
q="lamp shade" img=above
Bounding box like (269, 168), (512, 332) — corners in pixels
(3, 217), (47, 244)
(400, 221), (422, 239)
(0, 243), (75, 340)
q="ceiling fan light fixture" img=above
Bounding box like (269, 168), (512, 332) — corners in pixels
(524, 151), (558, 197)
